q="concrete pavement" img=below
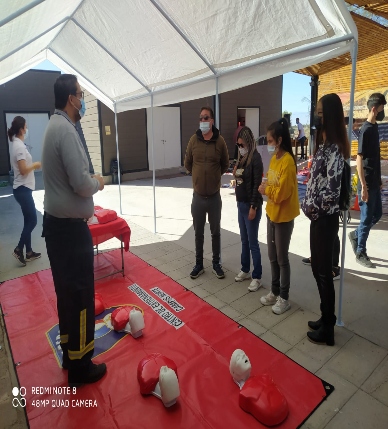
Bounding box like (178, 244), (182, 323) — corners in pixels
(0, 171), (387, 429)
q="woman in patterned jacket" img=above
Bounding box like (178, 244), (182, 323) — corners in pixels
(301, 93), (350, 346)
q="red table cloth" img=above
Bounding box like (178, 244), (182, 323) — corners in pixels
(89, 212), (131, 251)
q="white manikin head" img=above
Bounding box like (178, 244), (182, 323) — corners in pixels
(230, 349), (251, 383)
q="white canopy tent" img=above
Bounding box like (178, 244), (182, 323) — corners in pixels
(0, 0), (357, 324)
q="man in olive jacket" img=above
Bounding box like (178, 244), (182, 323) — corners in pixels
(184, 107), (229, 279)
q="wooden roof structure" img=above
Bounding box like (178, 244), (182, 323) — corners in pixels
(296, 4), (388, 95)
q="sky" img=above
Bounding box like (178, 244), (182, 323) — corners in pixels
(32, 61), (312, 126)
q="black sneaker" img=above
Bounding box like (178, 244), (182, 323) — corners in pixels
(12, 248), (26, 266)
(26, 251), (41, 262)
(332, 266), (340, 281)
(68, 362), (107, 387)
(348, 230), (358, 255)
(302, 257), (311, 266)
(356, 252), (376, 268)
(212, 263), (225, 279)
(190, 264), (204, 279)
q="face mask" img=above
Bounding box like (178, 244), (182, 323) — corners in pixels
(267, 145), (276, 154)
(79, 98), (86, 118)
(24, 129), (29, 139)
(200, 122), (211, 134)
(376, 110), (385, 121)
(313, 115), (322, 129)
(238, 147), (248, 156)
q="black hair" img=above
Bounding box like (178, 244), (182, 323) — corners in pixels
(7, 116), (26, 141)
(316, 93), (350, 159)
(200, 106), (214, 119)
(367, 93), (387, 111)
(267, 118), (296, 170)
(54, 74), (78, 109)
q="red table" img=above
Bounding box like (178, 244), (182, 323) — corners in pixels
(88, 214), (131, 279)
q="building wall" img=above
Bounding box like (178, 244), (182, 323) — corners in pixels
(81, 90), (102, 174)
(0, 70), (60, 176)
(82, 77), (282, 176)
(220, 77), (283, 156)
(99, 102), (148, 174)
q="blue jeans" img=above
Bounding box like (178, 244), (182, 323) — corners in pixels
(237, 202), (262, 279)
(13, 185), (37, 253)
(355, 188), (382, 254)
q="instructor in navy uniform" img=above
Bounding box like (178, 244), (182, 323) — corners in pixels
(41, 74), (106, 387)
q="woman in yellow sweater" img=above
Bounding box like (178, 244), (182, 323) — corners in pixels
(258, 118), (299, 314)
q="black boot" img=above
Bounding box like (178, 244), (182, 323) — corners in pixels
(307, 323), (335, 346)
(308, 311), (336, 346)
(308, 304), (323, 330)
(308, 317), (322, 331)
(68, 361), (107, 387)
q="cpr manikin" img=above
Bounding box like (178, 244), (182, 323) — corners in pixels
(230, 349), (289, 426)
(137, 353), (180, 407)
(111, 306), (145, 338)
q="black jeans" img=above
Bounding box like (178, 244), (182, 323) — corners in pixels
(13, 185), (37, 253)
(42, 214), (95, 369)
(191, 191), (222, 265)
(310, 213), (339, 326)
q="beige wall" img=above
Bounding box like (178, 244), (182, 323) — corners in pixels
(81, 90), (102, 174)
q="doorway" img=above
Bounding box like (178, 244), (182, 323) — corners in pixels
(6, 112), (50, 171)
(237, 107), (260, 140)
(146, 106), (181, 170)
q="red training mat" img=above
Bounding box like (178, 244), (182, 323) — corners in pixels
(0, 250), (332, 429)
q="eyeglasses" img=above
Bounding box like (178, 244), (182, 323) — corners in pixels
(74, 91), (84, 99)
(199, 115), (211, 121)
(237, 143), (244, 148)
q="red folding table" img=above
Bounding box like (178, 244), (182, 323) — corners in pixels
(88, 215), (131, 280)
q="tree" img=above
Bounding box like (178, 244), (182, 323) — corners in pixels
(282, 110), (292, 117)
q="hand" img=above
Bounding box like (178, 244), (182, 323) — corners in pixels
(248, 208), (256, 221)
(33, 161), (41, 170)
(93, 174), (104, 191)
(361, 185), (368, 202)
(258, 183), (267, 195)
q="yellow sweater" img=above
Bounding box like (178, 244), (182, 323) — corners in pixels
(265, 152), (300, 223)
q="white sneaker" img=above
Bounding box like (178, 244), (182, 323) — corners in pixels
(260, 291), (277, 306)
(248, 279), (262, 292)
(235, 270), (251, 282)
(272, 297), (291, 315)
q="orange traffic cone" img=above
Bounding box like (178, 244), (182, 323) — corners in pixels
(351, 194), (360, 211)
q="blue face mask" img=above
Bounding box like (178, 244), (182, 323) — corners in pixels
(79, 98), (86, 118)
(267, 145), (276, 153)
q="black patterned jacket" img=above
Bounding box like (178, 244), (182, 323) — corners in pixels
(301, 142), (344, 220)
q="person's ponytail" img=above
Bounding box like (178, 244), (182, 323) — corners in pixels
(7, 116), (26, 142)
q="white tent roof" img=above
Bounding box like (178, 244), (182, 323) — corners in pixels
(0, 0), (357, 112)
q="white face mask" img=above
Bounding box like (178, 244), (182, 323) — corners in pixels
(24, 129), (29, 139)
(200, 122), (211, 134)
(239, 147), (248, 156)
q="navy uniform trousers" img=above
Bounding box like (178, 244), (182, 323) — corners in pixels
(42, 214), (95, 369)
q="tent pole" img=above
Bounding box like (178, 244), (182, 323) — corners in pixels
(151, 93), (156, 234)
(215, 76), (222, 264)
(337, 39), (358, 327)
(114, 103), (122, 215)
(215, 76), (220, 128)
(309, 75), (319, 157)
